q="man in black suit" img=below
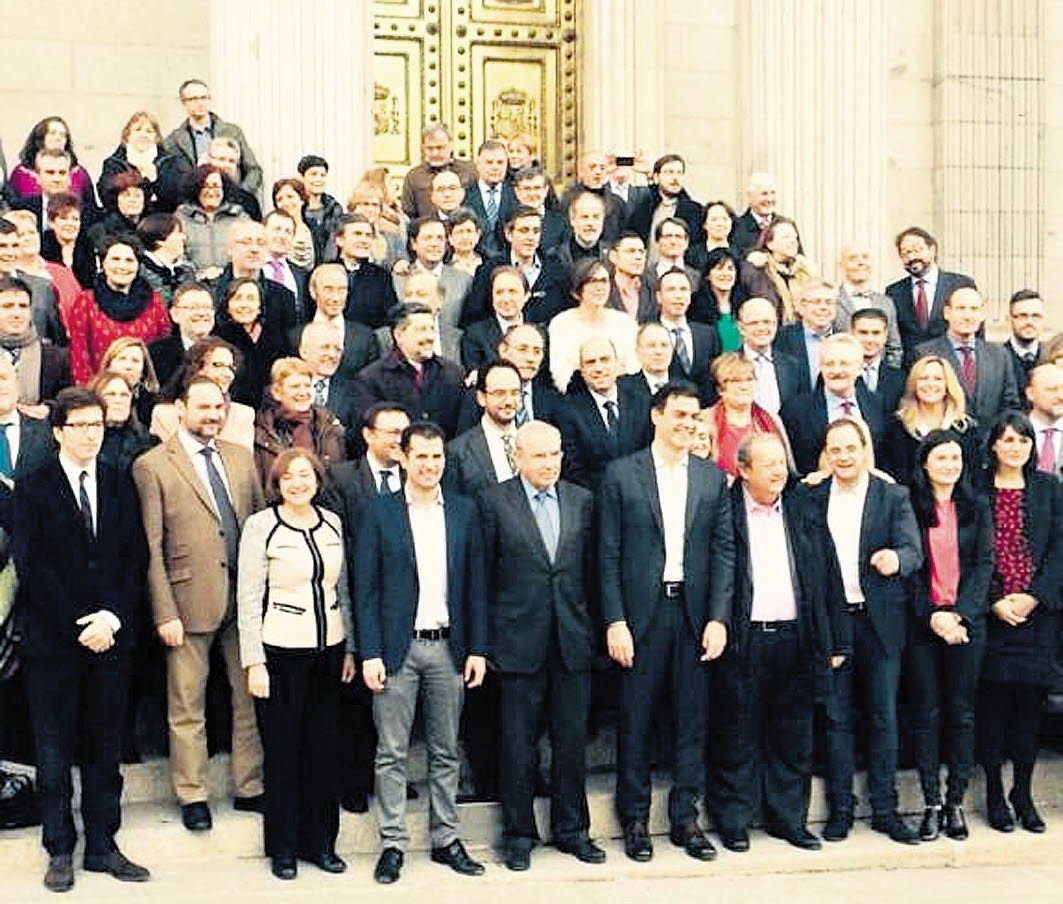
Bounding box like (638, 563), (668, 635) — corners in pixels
(625, 155), (702, 258)
(607, 232), (655, 321)
(884, 227), (977, 364)
(481, 421), (606, 870)
(709, 432), (838, 853)
(654, 268), (720, 404)
(600, 382), (734, 863)
(560, 337), (651, 491)
(14, 388), (150, 892)
(1001, 289), (1045, 390)
(914, 286), (1021, 425)
(773, 281), (838, 392)
(559, 150), (625, 245)
(807, 419), (924, 845)
(322, 402), (411, 814)
(445, 362), (520, 498)
(781, 334), (885, 475)
(460, 265), (527, 374)
(851, 308), (905, 414)
(333, 214), (399, 329)
(297, 321), (358, 443)
(551, 190), (608, 269)
(262, 210), (311, 321)
(729, 173), (797, 257)
(351, 302), (466, 439)
(736, 296), (804, 415)
(462, 140), (517, 258)
(149, 282), (215, 390)
(620, 323), (674, 410)
(208, 220), (298, 335)
(511, 166), (567, 253)
(0, 275), (70, 407)
(0, 357), (56, 478)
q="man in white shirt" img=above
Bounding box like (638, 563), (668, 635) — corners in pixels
(1027, 363), (1063, 476)
(737, 296), (801, 415)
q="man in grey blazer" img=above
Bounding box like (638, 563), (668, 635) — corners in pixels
(832, 244), (902, 368)
(377, 272), (464, 366)
(915, 286), (1020, 425)
(393, 218), (472, 331)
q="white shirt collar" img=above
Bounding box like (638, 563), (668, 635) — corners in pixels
(829, 472), (870, 498)
(589, 387), (618, 407)
(404, 484), (444, 508)
(177, 426), (216, 458)
(480, 414), (516, 439)
(651, 446), (689, 471)
(58, 452), (96, 485)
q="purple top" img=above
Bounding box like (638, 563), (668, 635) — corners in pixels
(7, 163), (94, 200)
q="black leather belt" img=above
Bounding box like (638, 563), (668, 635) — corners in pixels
(413, 628), (451, 641)
(749, 620), (797, 633)
(662, 582), (684, 599)
(845, 602), (868, 615)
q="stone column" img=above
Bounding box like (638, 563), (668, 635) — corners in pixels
(737, 0), (888, 284)
(581, 0), (665, 159)
(208, 0), (373, 202)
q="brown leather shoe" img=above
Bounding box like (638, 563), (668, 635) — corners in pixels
(83, 849), (150, 882)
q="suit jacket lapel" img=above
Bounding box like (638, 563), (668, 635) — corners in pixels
(509, 478), (553, 564)
(684, 459), (704, 538)
(166, 439), (220, 522)
(471, 425), (499, 481)
(639, 452), (665, 539)
(857, 476), (878, 565)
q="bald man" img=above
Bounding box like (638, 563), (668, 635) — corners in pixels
(833, 244), (902, 368)
(729, 173), (801, 257)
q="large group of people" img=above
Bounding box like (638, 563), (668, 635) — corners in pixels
(0, 78), (1060, 894)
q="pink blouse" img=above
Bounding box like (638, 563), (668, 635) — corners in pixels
(927, 499), (961, 608)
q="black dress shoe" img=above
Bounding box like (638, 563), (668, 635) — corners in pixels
(430, 839), (485, 875)
(407, 783), (419, 800)
(374, 847), (403, 884)
(919, 807), (940, 841)
(233, 794), (265, 813)
(622, 821), (653, 862)
(305, 851), (347, 873)
(766, 825), (822, 850)
(555, 838), (606, 864)
(270, 857), (297, 880)
(502, 841), (531, 871)
(44, 854), (74, 893)
(871, 814), (920, 845)
(719, 829), (750, 853)
(822, 812), (852, 842)
(669, 821), (717, 861)
(1009, 790), (1046, 833)
(83, 850), (151, 882)
(987, 799), (1015, 833)
(181, 801), (212, 832)
(341, 790), (369, 813)
(943, 805), (968, 840)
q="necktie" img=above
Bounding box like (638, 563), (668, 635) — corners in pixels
(533, 490), (558, 562)
(485, 186), (499, 225)
(957, 345), (976, 396)
(516, 385), (531, 426)
(200, 448), (239, 569)
(268, 259), (284, 283)
(1037, 428), (1057, 474)
(862, 364), (877, 394)
(78, 470), (94, 539)
(840, 400), (855, 417)
(501, 432), (516, 475)
(378, 469), (395, 495)
(0, 424), (11, 479)
(672, 328), (692, 374)
(313, 379), (327, 406)
(603, 400), (619, 436)
(914, 278), (929, 327)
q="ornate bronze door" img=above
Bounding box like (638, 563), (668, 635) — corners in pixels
(372, 0), (579, 187)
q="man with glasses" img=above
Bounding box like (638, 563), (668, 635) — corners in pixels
(149, 281), (216, 389)
(209, 220), (298, 333)
(401, 124), (477, 220)
(608, 232), (654, 322)
(512, 166), (566, 252)
(162, 79), (262, 197)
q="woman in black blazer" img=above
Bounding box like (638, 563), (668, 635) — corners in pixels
(977, 413), (1062, 834)
(904, 429), (993, 843)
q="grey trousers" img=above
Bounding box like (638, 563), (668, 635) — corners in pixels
(373, 639), (464, 850)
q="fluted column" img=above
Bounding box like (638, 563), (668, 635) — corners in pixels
(738, 0), (888, 283)
(581, 0), (665, 157)
(208, 0), (373, 202)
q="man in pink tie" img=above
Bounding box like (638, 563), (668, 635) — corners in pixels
(263, 210), (308, 320)
(1027, 363), (1062, 476)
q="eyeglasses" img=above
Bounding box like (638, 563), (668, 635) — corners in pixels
(484, 389), (522, 399)
(62, 421), (105, 433)
(181, 94), (210, 103)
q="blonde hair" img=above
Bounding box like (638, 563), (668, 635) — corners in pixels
(711, 351), (755, 389)
(99, 335), (160, 394)
(896, 355), (971, 434)
(120, 111), (163, 145)
(269, 356), (313, 387)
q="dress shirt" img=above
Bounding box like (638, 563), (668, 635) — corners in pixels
(177, 426), (232, 514)
(521, 475), (559, 560)
(495, 314), (522, 337)
(265, 255), (298, 296)
(825, 390), (863, 423)
(1009, 336), (1039, 363)
(642, 371), (669, 394)
(478, 180), (502, 219)
(512, 252), (541, 290)
(660, 316), (692, 369)
(744, 344), (781, 414)
(609, 181), (630, 204)
(655, 258), (686, 279)
(518, 381), (535, 423)
(1032, 415), (1062, 468)
(480, 415), (517, 482)
(861, 357), (881, 394)
(743, 488), (798, 622)
(613, 272), (642, 319)
(802, 326), (831, 389)
(366, 450), (400, 492)
(0, 412), (21, 473)
(589, 387), (620, 431)
(312, 374), (331, 407)
(189, 121), (213, 163)
(406, 485), (449, 630)
(948, 335), (978, 365)
(913, 266), (939, 311)
(827, 474), (869, 604)
(843, 283), (877, 310)
(652, 447), (688, 582)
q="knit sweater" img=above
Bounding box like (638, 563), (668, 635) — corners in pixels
(66, 287), (171, 384)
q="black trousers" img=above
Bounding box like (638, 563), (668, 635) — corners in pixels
(904, 627), (985, 806)
(977, 681), (1046, 769)
(710, 623), (812, 834)
(460, 670), (500, 798)
(338, 662), (377, 798)
(258, 644), (343, 860)
(498, 649), (590, 845)
(616, 589), (707, 827)
(24, 654), (128, 857)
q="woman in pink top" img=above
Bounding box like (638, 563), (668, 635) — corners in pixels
(904, 429), (993, 844)
(8, 117), (95, 207)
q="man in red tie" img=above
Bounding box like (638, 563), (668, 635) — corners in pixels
(1027, 363), (1062, 476)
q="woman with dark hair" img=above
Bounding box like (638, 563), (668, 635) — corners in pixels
(690, 247), (743, 349)
(212, 277), (289, 409)
(7, 116), (95, 206)
(65, 237), (171, 384)
(905, 429), (993, 843)
(97, 335), (162, 427)
(136, 214), (194, 303)
(346, 181), (406, 269)
(98, 111), (179, 213)
(977, 412), (1062, 834)
(739, 216), (816, 324)
(446, 208), (483, 276)
(40, 193), (97, 293)
(90, 369), (156, 474)
(87, 172), (147, 251)
(686, 199), (738, 273)
(271, 178), (316, 270)
(175, 164), (249, 279)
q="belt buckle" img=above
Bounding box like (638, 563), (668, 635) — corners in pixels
(663, 582), (682, 599)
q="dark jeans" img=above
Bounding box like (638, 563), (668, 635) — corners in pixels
(498, 651), (590, 845)
(24, 654), (128, 857)
(616, 589), (708, 827)
(710, 624), (811, 834)
(977, 681), (1045, 768)
(904, 626), (985, 806)
(258, 644), (343, 860)
(823, 613), (901, 818)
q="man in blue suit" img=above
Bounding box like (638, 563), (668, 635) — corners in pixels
(355, 421), (489, 885)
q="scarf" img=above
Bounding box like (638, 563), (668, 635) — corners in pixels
(93, 274), (153, 323)
(272, 401), (315, 451)
(0, 326), (42, 404)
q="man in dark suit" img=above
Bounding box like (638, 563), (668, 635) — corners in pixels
(295, 321), (360, 445)
(654, 268), (720, 404)
(781, 334), (885, 475)
(884, 226), (976, 364)
(0, 220), (67, 349)
(620, 323), (674, 412)
(607, 232), (656, 321)
(709, 432), (838, 853)
(1001, 289), (1045, 390)
(0, 356), (59, 478)
(1027, 364), (1062, 477)
(624, 155), (702, 255)
(262, 210), (311, 321)
(560, 337), (651, 491)
(333, 214), (399, 329)
(481, 421), (606, 870)
(600, 382), (734, 863)
(806, 418), (924, 845)
(149, 282), (216, 390)
(462, 140), (517, 258)
(736, 296), (804, 415)
(393, 218), (472, 332)
(14, 388), (150, 891)
(728, 173), (798, 257)
(352, 303), (466, 440)
(914, 286), (1020, 425)
(773, 281), (838, 392)
(851, 308), (905, 414)
(355, 421), (488, 884)
(559, 151), (625, 245)
(551, 190), (608, 269)
(322, 402), (411, 814)
(0, 275), (70, 406)
(511, 166), (567, 253)
(208, 221), (298, 335)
